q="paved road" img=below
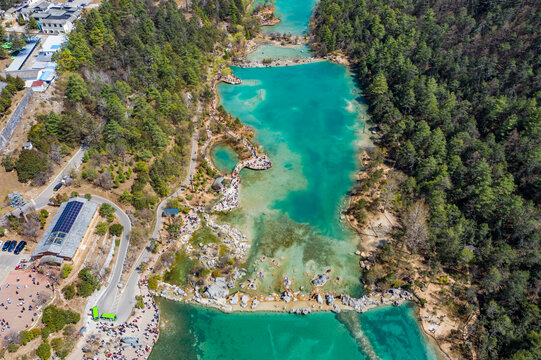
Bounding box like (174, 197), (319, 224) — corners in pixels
(0, 253), (26, 286)
(90, 196), (132, 316)
(2, 146), (86, 222)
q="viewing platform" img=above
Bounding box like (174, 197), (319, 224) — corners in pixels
(214, 155), (272, 212)
(219, 74), (242, 85)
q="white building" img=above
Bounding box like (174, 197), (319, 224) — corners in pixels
(36, 34), (66, 61)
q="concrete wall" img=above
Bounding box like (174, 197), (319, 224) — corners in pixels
(0, 90), (33, 150)
(4, 69), (41, 80)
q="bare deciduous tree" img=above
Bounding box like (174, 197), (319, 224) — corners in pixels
(49, 143), (63, 164)
(402, 199), (429, 252)
(96, 172), (113, 190)
(21, 216), (41, 238)
(381, 171), (407, 211)
(2, 331), (20, 346)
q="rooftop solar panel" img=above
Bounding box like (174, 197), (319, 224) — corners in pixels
(52, 201), (83, 234)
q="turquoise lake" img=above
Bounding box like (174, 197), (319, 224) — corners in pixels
(149, 300), (440, 360)
(150, 0), (442, 359)
(260, 0), (317, 35)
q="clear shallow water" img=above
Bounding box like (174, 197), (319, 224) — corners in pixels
(217, 62), (365, 294)
(260, 0), (317, 35)
(149, 301), (439, 360)
(246, 44), (312, 62)
(211, 143), (240, 174)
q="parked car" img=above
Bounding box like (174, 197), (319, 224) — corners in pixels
(53, 183), (63, 191)
(14, 241), (26, 255)
(0, 240), (3, 249)
(2, 241), (10, 251)
(7, 241), (17, 252)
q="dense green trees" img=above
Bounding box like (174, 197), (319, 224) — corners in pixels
(313, 0), (540, 358)
(45, 0), (227, 209)
(15, 149), (48, 182)
(0, 74), (26, 114)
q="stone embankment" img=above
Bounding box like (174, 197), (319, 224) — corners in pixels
(236, 57), (324, 68)
(152, 276), (414, 315)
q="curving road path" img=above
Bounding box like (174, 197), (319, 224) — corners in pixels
(89, 195), (132, 315)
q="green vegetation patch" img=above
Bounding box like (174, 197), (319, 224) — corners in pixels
(163, 252), (197, 287)
(41, 306), (80, 340)
(189, 226), (221, 247)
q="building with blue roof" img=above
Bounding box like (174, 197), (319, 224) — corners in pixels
(162, 208), (179, 216)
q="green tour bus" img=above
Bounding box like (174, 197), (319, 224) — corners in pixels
(92, 306), (99, 321)
(100, 313), (118, 321)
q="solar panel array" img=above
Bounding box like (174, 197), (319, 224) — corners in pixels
(51, 200), (83, 234)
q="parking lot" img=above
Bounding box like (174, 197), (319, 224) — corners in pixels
(0, 252), (27, 286)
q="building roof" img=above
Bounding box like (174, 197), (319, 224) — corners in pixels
(39, 34), (66, 52)
(163, 208), (179, 215)
(32, 197), (98, 259)
(31, 80), (44, 87)
(6, 40), (39, 72)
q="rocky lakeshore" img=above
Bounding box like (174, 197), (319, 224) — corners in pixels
(236, 56), (325, 68)
(151, 277), (414, 315)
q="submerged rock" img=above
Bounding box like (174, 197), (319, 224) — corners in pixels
(283, 278), (291, 288)
(290, 308), (311, 315)
(312, 274), (330, 287)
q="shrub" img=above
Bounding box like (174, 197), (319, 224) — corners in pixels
(62, 284), (75, 300)
(109, 223), (124, 236)
(36, 342), (51, 360)
(76, 268), (99, 297)
(1, 156), (14, 171)
(41, 306), (80, 339)
(76, 281), (94, 297)
(20, 328), (41, 345)
(98, 203), (115, 218)
(60, 264), (72, 279)
(95, 222), (108, 235)
(15, 149), (48, 182)
(50, 337), (63, 352)
(135, 296), (144, 309)
(148, 276), (160, 290)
